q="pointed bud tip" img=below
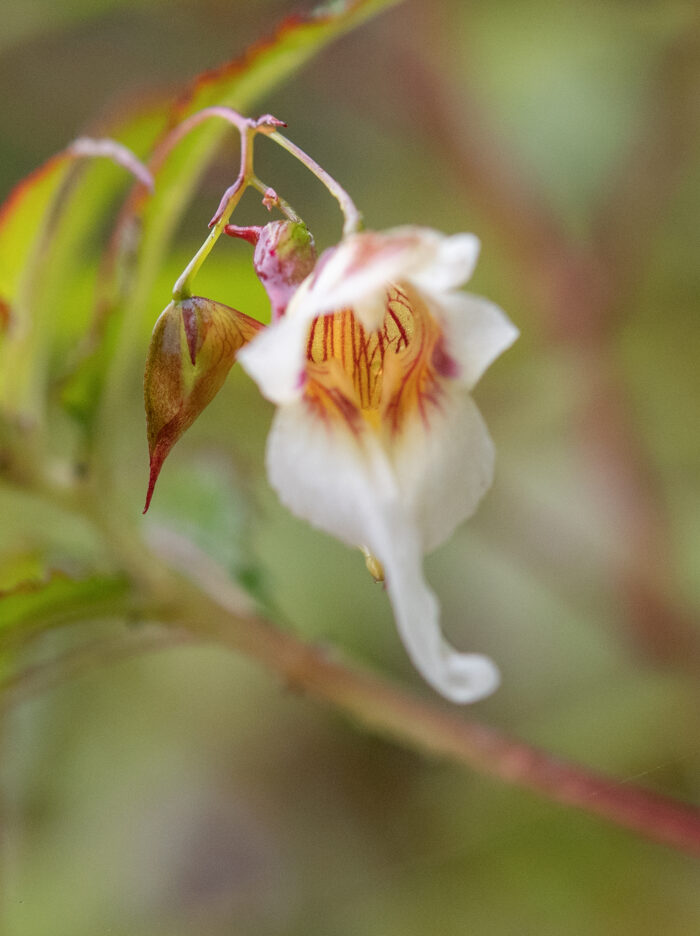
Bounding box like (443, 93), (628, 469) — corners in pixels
(143, 296), (263, 517)
(143, 453), (163, 513)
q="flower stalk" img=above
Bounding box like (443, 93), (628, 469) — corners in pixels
(268, 130), (363, 236)
(186, 585), (700, 860)
(166, 108), (360, 301)
(171, 115), (257, 301)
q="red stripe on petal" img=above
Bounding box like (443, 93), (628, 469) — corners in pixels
(302, 284), (449, 438)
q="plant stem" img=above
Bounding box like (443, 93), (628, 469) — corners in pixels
(168, 580), (700, 858)
(249, 175), (302, 223)
(269, 130), (363, 236)
(172, 130), (253, 300)
(168, 110), (294, 301)
(168, 110), (316, 300)
(171, 182), (246, 300)
(6, 524), (700, 859)
(127, 536), (700, 860)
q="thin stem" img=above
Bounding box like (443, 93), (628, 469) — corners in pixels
(269, 130), (363, 236)
(172, 127), (253, 300)
(155, 106), (360, 300)
(154, 573), (700, 859)
(172, 174), (247, 300)
(4, 516), (700, 858)
(132, 532), (700, 859)
(249, 175), (302, 224)
(154, 106), (250, 165)
(169, 111), (287, 301)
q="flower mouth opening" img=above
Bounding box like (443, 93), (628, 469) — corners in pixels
(303, 283), (448, 435)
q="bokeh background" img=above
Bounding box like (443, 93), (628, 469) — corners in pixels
(1, 0), (699, 933)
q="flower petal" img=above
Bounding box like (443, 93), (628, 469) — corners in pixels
(410, 232), (481, 293)
(374, 513), (500, 704)
(237, 280), (316, 405)
(240, 227), (505, 407)
(391, 386), (496, 553)
(298, 227), (481, 332)
(265, 400), (500, 703)
(430, 290), (519, 389)
(266, 397), (395, 548)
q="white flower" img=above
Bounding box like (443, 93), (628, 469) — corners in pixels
(238, 226), (518, 703)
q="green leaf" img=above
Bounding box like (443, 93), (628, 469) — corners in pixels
(143, 297), (262, 511)
(0, 573), (130, 641)
(0, 148), (95, 427)
(0, 136), (155, 426)
(0, 152), (74, 324)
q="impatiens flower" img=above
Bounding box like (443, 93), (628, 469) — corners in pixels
(238, 226), (518, 703)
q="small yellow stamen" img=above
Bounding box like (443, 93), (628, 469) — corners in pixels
(361, 545), (385, 583)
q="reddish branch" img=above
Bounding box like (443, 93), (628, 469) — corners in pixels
(3, 534), (700, 858)
(163, 579), (700, 859)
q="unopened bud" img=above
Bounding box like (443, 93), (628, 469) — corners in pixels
(253, 220), (316, 320)
(143, 296), (262, 512)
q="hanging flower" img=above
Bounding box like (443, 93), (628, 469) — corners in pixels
(238, 226), (518, 703)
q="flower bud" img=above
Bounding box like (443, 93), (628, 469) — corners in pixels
(143, 296), (262, 512)
(227, 220), (316, 320)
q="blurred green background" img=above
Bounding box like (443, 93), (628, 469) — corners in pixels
(1, 0), (699, 933)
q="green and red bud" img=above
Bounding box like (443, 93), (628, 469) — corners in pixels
(143, 296), (262, 512)
(225, 220), (316, 319)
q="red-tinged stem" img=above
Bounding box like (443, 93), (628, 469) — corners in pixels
(269, 130), (363, 236)
(148, 107), (356, 239)
(171, 129), (252, 301)
(160, 576), (700, 859)
(167, 110), (306, 300)
(249, 175), (302, 223)
(4, 504), (700, 859)
(120, 531), (700, 860)
(148, 107), (283, 179)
